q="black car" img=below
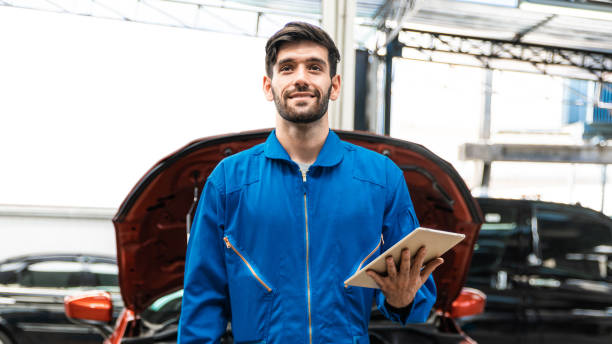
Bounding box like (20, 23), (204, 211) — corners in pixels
(462, 198), (612, 344)
(0, 253), (121, 344)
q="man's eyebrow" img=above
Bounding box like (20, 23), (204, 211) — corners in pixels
(277, 57), (328, 66)
(305, 57), (327, 65)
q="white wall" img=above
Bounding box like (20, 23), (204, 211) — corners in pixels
(0, 214), (116, 261)
(0, 6), (280, 260)
(390, 59), (609, 214)
(390, 60), (482, 188)
(0, 6), (275, 209)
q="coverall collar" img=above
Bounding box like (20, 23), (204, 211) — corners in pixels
(263, 129), (344, 167)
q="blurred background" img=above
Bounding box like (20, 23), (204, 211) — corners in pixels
(2, 1), (612, 343)
(3, 0), (612, 258)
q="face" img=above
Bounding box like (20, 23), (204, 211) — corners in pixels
(263, 41), (341, 124)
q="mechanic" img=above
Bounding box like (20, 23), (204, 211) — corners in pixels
(178, 21), (444, 344)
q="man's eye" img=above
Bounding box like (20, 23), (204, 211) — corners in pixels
(309, 65), (322, 71)
(280, 65), (292, 72)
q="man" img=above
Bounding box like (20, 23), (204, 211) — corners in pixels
(178, 22), (443, 344)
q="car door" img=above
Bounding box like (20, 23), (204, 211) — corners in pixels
(525, 204), (612, 344)
(463, 198), (533, 344)
(11, 260), (104, 344)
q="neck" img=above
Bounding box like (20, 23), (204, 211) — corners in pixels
(275, 114), (329, 165)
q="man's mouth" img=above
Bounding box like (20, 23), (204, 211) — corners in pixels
(288, 92), (316, 99)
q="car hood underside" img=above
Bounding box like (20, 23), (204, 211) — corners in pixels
(113, 129), (483, 314)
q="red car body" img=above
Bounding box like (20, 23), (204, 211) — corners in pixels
(65, 129), (485, 344)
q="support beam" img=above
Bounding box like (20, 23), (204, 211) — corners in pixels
(354, 49), (369, 131)
(480, 69), (493, 141)
(481, 163), (491, 190)
(322, 0), (356, 131)
(478, 69), (493, 193)
(354, 50), (385, 134)
(398, 29), (612, 82)
(383, 36), (402, 136)
(512, 14), (556, 43)
(602, 165), (607, 212)
(383, 41), (393, 136)
(460, 143), (612, 164)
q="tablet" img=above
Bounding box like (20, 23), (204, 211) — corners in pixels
(344, 227), (465, 289)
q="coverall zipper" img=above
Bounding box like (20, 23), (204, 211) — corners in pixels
(301, 169), (313, 344)
(223, 236), (272, 293)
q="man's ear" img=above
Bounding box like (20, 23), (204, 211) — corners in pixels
(329, 74), (341, 101)
(263, 75), (274, 101)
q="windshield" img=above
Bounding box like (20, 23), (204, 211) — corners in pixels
(141, 289), (183, 325)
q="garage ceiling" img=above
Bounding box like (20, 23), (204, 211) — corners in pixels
(227, 0), (612, 54)
(2, 0), (611, 78)
(403, 0), (612, 54)
(2, 0), (612, 53)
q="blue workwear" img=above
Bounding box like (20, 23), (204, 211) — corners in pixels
(178, 130), (437, 344)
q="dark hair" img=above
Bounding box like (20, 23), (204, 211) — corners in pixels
(265, 21), (341, 78)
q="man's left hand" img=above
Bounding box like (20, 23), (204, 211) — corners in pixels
(366, 246), (444, 308)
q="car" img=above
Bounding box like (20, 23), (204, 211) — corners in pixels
(461, 197), (612, 344)
(64, 129), (485, 344)
(0, 253), (121, 344)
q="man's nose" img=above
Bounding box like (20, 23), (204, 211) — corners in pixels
(293, 66), (309, 86)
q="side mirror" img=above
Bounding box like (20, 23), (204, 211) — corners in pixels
(449, 287), (486, 318)
(64, 290), (113, 323)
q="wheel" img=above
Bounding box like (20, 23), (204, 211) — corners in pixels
(0, 331), (13, 344)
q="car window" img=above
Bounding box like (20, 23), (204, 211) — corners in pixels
(19, 261), (86, 288)
(481, 207), (519, 232)
(537, 207), (612, 280)
(0, 262), (24, 285)
(88, 262), (119, 291)
(469, 201), (524, 283)
(141, 289), (183, 325)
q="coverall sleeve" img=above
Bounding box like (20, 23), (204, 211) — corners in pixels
(375, 159), (437, 324)
(178, 172), (229, 343)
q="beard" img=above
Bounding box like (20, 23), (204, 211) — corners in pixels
(273, 84), (332, 124)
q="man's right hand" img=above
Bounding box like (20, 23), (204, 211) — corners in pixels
(366, 246), (444, 308)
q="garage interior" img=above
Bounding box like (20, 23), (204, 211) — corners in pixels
(2, 1), (612, 343)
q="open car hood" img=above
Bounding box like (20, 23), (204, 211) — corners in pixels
(113, 129), (483, 314)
